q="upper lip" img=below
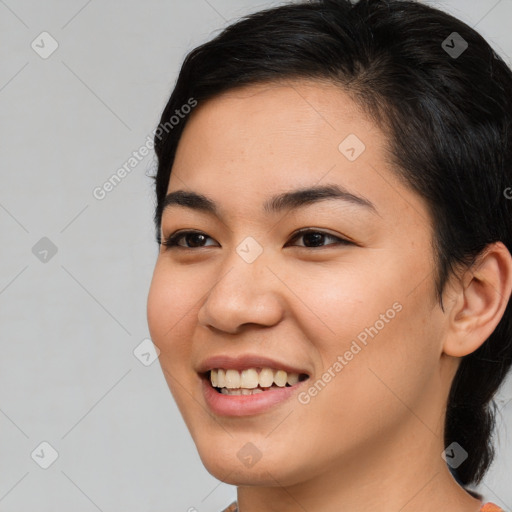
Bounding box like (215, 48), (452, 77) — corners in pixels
(196, 354), (311, 376)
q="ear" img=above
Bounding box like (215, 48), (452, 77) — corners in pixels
(442, 242), (512, 358)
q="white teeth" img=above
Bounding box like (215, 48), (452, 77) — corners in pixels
(225, 369), (240, 389)
(274, 370), (287, 387)
(209, 367), (303, 391)
(287, 373), (299, 385)
(240, 368), (259, 388)
(259, 368), (274, 388)
(217, 369), (226, 388)
(221, 388), (262, 396)
(211, 369), (218, 387)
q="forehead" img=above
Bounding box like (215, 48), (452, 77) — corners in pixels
(175, 80), (373, 173)
(168, 80), (430, 230)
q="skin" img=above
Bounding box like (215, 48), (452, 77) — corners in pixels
(146, 80), (512, 512)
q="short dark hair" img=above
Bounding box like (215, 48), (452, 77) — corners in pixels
(151, 0), (512, 486)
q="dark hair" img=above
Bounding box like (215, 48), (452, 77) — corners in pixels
(151, 0), (512, 487)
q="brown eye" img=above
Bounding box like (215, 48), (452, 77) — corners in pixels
(287, 229), (352, 248)
(160, 228), (353, 250)
(161, 231), (218, 249)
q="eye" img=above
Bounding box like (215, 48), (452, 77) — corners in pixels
(285, 228), (353, 248)
(160, 230), (218, 249)
(159, 228), (353, 251)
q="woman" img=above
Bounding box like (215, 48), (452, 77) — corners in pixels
(146, 0), (512, 510)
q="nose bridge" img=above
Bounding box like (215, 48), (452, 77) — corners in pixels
(197, 236), (284, 332)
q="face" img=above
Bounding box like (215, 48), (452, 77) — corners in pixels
(147, 80), (452, 486)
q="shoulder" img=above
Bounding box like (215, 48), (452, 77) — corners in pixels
(220, 502), (238, 512)
(219, 501), (505, 511)
(481, 503), (506, 512)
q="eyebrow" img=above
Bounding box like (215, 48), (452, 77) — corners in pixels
(161, 184), (378, 218)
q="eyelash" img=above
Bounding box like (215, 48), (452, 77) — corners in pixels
(159, 228), (353, 250)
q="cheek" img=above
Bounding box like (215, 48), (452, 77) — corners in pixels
(281, 258), (401, 354)
(147, 263), (205, 424)
(317, 285), (440, 432)
(291, 255), (439, 408)
(146, 261), (199, 367)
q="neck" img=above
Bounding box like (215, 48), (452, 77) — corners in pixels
(236, 412), (483, 512)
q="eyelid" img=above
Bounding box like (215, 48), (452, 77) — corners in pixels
(286, 227), (354, 247)
(159, 228), (354, 250)
(160, 229), (219, 249)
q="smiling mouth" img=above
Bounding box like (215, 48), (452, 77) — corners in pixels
(206, 368), (309, 395)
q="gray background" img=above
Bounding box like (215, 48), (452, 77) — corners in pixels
(0, 0), (511, 511)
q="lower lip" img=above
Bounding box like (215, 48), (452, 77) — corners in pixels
(201, 377), (307, 416)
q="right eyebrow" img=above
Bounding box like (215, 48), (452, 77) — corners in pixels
(161, 184), (378, 219)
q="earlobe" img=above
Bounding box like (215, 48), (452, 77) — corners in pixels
(443, 242), (512, 358)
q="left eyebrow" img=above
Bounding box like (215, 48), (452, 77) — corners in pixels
(161, 183), (378, 218)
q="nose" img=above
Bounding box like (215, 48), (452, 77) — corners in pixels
(196, 249), (285, 334)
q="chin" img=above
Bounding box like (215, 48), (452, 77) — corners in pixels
(194, 437), (306, 487)
(200, 455), (287, 486)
